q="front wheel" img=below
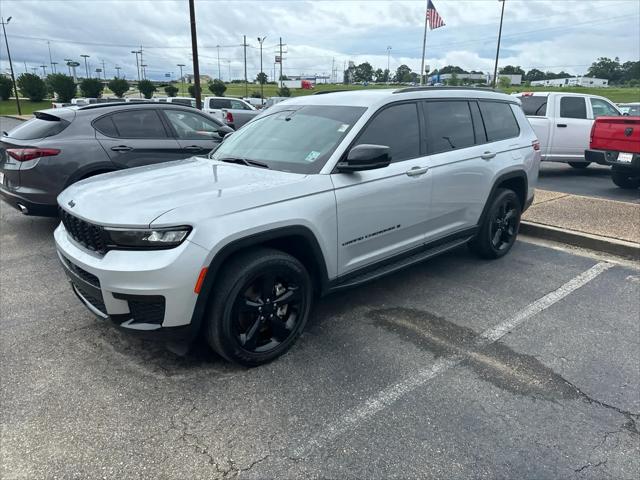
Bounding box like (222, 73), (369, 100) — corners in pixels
(569, 162), (591, 169)
(469, 188), (522, 259)
(205, 248), (312, 367)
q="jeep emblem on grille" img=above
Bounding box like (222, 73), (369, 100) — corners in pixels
(68, 200), (76, 208)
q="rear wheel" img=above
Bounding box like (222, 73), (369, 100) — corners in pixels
(611, 168), (640, 189)
(469, 188), (521, 259)
(569, 162), (591, 169)
(205, 248), (312, 367)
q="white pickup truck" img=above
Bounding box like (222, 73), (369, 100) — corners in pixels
(514, 92), (622, 168)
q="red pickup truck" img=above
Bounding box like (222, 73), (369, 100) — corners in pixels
(585, 116), (640, 189)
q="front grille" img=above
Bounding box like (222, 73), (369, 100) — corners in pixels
(61, 255), (100, 287)
(75, 283), (107, 315)
(60, 208), (108, 254)
(129, 298), (166, 325)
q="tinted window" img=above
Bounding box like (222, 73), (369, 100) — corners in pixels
(7, 115), (70, 140)
(209, 99), (232, 109)
(560, 97), (587, 119)
(93, 116), (118, 137)
(171, 98), (195, 107)
(424, 101), (475, 154)
(230, 99), (249, 110)
(590, 98), (619, 118)
(479, 101), (520, 141)
(519, 96), (548, 116)
(355, 103), (420, 162)
(164, 110), (223, 140)
(109, 110), (167, 138)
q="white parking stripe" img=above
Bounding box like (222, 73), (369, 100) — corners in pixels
(294, 261), (613, 457)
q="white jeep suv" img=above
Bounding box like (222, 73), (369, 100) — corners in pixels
(55, 87), (540, 366)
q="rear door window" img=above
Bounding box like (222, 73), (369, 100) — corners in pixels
(518, 96), (548, 116)
(355, 102), (420, 162)
(106, 110), (168, 138)
(423, 101), (476, 154)
(479, 101), (520, 141)
(560, 97), (587, 119)
(6, 114), (70, 140)
(164, 110), (223, 140)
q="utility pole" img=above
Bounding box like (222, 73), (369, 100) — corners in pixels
(81, 54), (90, 78)
(140, 64), (147, 79)
(257, 36), (266, 104)
(101, 60), (107, 81)
(188, 0), (201, 109)
(216, 44), (221, 80)
(492, 0), (506, 88)
(177, 63), (185, 94)
(331, 57), (335, 83)
(227, 60), (231, 82)
(279, 37), (283, 88)
(51, 61), (58, 74)
(1, 17), (21, 115)
(386, 46), (392, 83)
(139, 46), (144, 79)
(64, 58), (72, 76)
(23, 61), (27, 73)
(131, 50), (141, 83)
(242, 35), (248, 98)
(40, 65), (47, 76)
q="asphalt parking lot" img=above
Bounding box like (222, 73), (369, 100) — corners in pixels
(1, 203), (639, 479)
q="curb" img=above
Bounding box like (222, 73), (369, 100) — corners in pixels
(0, 115), (29, 122)
(520, 221), (640, 260)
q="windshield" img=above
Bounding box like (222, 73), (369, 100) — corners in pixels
(209, 105), (367, 173)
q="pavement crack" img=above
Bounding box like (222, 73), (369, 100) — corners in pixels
(574, 460), (607, 473)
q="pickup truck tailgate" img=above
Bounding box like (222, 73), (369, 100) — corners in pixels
(591, 116), (640, 154)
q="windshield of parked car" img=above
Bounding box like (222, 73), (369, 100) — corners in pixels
(209, 105), (367, 173)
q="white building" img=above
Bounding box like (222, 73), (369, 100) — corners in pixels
(530, 76), (609, 88)
(429, 73), (522, 86)
(485, 74), (523, 86)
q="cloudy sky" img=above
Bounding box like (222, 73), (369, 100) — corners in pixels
(1, 0), (639, 81)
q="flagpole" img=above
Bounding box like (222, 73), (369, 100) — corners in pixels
(420, 0), (429, 85)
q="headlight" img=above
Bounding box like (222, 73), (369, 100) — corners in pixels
(105, 226), (192, 249)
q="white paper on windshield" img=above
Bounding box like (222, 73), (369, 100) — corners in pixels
(305, 151), (321, 162)
(337, 124), (349, 132)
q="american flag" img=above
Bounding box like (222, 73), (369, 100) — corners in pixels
(427, 0), (445, 30)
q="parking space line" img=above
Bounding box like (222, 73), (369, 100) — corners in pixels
(294, 261), (613, 457)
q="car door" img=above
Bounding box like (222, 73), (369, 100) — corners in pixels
(551, 96), (591, 160)
(331, 101), (432, 275)
(94, 109), (184, 168)
(422, 99), (496, 240)
(161, 109), (227, 156)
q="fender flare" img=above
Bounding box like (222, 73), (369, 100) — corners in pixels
(477, 170), (529, 227)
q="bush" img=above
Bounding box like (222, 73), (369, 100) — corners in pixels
(188, 84), (196, 97)
(138, 79), (156, 99)
(0, 76), (13, 100)
(164, 85), (178, 97)
(208, 79), (227, 96)
(277, 85), (291, 97)
(47, 74), (76, 102)
(108, 78), (130, 98)
(249, 90), (262, 98)
(80, 78), (104, 98)
(498, 76), (511, 89)
(17, 73), (48, 101)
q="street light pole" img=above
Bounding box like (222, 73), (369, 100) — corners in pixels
(492, 0), (506, 88)
(216, 44), (221, 80)
(177, 63), (185, 95)
(51, 61), (58, 74)
(1, 16), (21, 115)
(115, 66), (121, 78)
(386, 45), (392, 83)
(40, 65), (48, 77)
(81, 54), (90, 78)
(47, 40), (54, 72)
(257, 36), (266, 105)
(188, 0), (202, 109)
(64, 58), (72, 76)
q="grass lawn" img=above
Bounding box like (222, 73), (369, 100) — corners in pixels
(0, 100), (52, 116)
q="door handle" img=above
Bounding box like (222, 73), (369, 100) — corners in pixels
(184, 145), (204, 151)
(481, 151), (496, 160)
(557, 124), (567, 128)
(406, 166), (429, 177)
(110, 145), (133, 152)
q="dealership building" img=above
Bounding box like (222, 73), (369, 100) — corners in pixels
(530, 76), (609, 87)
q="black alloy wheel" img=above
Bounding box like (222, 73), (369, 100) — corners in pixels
(469, 188), (522, 259)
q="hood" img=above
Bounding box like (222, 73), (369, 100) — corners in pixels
(57, 157), (309, 227)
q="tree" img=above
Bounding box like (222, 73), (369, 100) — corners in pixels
(499, 65), (525, 75)
(47, 74), (76, 102)
(447, 72), (459, 86)
(187, 84), (196, 97)
(279, 74), (290, 81)
(440, 65), (468, 74)
(108, 78), (129, 98)
(0, 76), (14, 100)
(17, 73), (47, 101)
(587, 57), (622, 83)
(373, 68), (384, 83)
(164, 85), (178, 97)
(498, 76), (511, 89)
(208, 79), (227, 96)
(80, 78), (103, 98)
(138, 79), (156, 99)
(354, 62), (373, 82)
(256, 72), (268, 84)
(277, 85), (291, 97)
(621, 61), (640, 83)
(524, 68), (545, 82)
(394, 64), (413, 83)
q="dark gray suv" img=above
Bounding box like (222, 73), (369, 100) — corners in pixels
(0, 103), (233, 216)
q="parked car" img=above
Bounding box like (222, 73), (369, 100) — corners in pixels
(0, 103), (232, 216)
(618, 103), (640, 116)
(514, 92), (621, 168)
(263, 96), (290, 109)
(54, 87), (539, 366)
(585, 115), (640, 189)
(202, 96), (257, 123)
(164, 96), (197, 108)
(242, 97), (265, 108)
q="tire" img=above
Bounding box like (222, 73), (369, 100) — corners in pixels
(569, 162), (591, 169)
(204, 248), (313, 367)
(611, 169), (640, 189)
(469, 188), (522, 259)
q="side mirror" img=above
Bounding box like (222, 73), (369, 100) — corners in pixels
(218, 125), (234, 137)
(337, 144), (391, 172)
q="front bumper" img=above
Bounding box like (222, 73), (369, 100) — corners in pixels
(585, 149), (640, 172)
(54, 223), (210, 342)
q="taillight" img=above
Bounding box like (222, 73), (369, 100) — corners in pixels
(532, 140), (540, 151)
(589, 121), (596, 146)
(6, 148), (61, 162)
(225, 111), (234, 123)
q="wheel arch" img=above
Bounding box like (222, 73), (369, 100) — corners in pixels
(64, 163), (118, 188)
(478, 170), (528, 226)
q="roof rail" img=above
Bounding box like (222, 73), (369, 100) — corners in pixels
(313, 90), (350, 95)
(77, 101), (154, 110)
(393, 86), (499, 94)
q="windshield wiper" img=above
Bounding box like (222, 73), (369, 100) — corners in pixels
(217, 156), (269, 169)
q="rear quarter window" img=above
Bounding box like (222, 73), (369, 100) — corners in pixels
(479, 101), (520, 141)
(518, 96), (548, 116)
(6, 115), (70, 140)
